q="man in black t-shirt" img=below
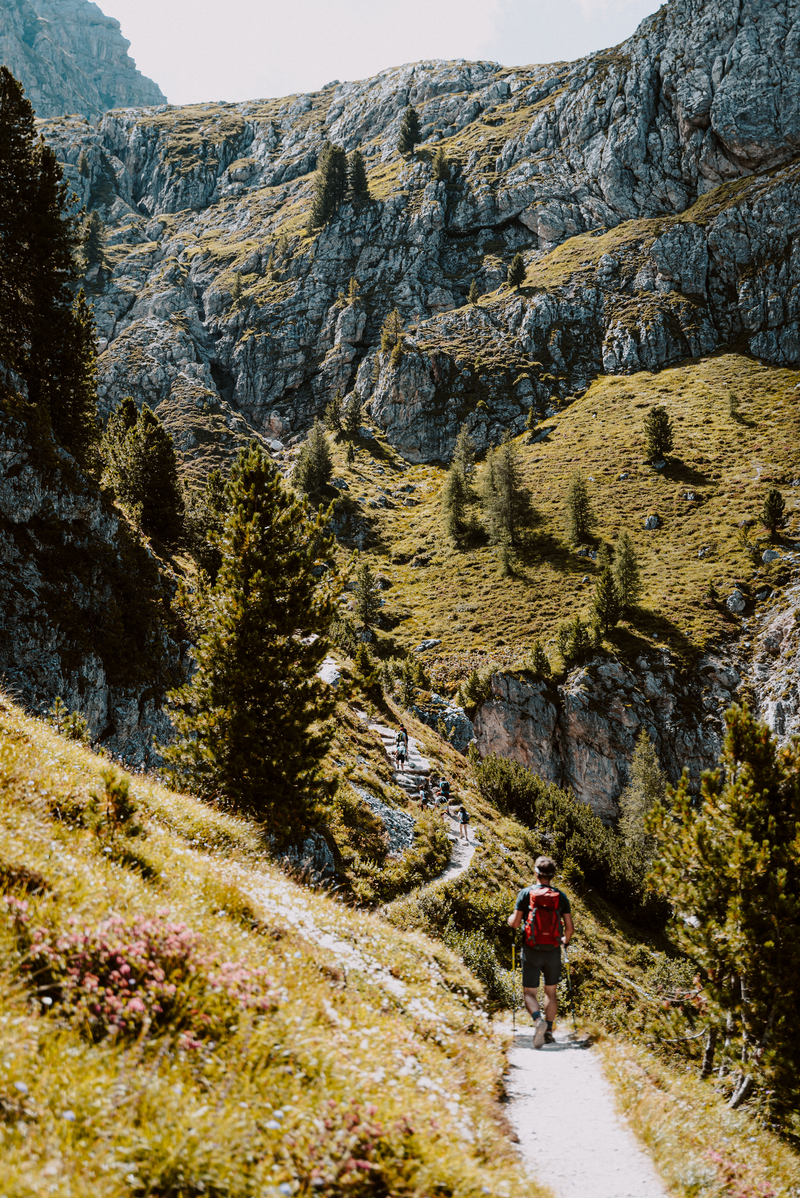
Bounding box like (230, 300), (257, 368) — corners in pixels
(507, 855), (574, 1048)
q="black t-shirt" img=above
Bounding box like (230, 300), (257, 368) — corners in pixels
(515, 884), (571, 957)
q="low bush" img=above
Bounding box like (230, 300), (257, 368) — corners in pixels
(5, 903), (279, 1046)
(473, 754), (668, 928)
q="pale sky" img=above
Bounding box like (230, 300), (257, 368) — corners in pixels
(100, 0), (664, 106)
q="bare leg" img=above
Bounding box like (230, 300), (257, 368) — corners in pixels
(522, 986), (540, 1017)
(543, 983), (558, 1024)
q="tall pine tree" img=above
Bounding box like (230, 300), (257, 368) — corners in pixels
(613, 531), (642, 613)
(0, 68), (98, 465)
(102, 400), (184, 542)
(165, 443), (339, 839)
(481, 437), (534, 545)
(294, 418), (333, 497)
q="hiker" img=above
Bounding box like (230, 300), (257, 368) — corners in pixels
(395, 729), (407, 771)
(507, 855), (573, 1048)
(458, 806), (470, 842)
(438, 777), (451, 803)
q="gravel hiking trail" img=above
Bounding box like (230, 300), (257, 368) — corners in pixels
(504, 1023), (669, 1198)
(369, 718), (476, 882)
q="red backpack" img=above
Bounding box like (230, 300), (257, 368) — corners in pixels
(523, 885), (561, 948)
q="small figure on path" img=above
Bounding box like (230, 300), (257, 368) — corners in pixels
(507, 855), (574, 1049)
(395, 729), (407, 771)
(458, 806), (470, 841)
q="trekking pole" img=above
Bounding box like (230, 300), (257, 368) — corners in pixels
(512, 940), (516, 1035)
(563, 944), (578, 1036)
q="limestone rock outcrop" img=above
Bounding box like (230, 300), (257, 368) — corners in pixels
(0, 411), (182, 765)
(1, 0), (165, 118)
(473, 650), (745, 818)
(27, 0), (800, 471)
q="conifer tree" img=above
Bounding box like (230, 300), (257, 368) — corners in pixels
(593, 566), (621, 633)
(468, 278), (479, 305)
(324, 389), (343, 435)
(556, 614), (594, 667)
(345, 276), (360, 304)
(353, 560), (382, 632)
(431, 146), (450, 180)
(564, 472), (594, 544)
(398, 106), (421, 156)
(507, 252), (526, 291)
(294, 418), (333, 497)
(102, 400), (184, 541)
(77, 150), (90, 179)
(762, 487), (786, 536)
(342, 393), (363, 441)
(525, 404), (538, 433)
(452, 422), (477, 486)
(380, 308), (404, 364)
(184, 467), (228, 581)
(353, 641), (380, 693)
(618, 729), (666, 855)
(613, 531), (642, 612)
(643, 404), (674, 460)
(165, 443), (338, 839)
(482, 437), (534, 545)
(526, 640), (551, 680)
(0, 68), (99, 465)
(442, 463), (470, 541)
(83, 211), (105, 269)
(648, 706), (800, 1111)
(231, 271), (243, 306)
(309, 142), (348, 228)
(348, 149), (370, 200)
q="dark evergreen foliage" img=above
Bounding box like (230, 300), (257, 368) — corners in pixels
(525, 640), (551, 679)
(468, 278), (479, 305)
(593, 566), (621, 633)
(347, 149), (370, 200)
(294, 418), (333, 498)
(613, 531), (642, 612)
(184, 467), (228, 581)
(643, 404), (674, 460)
(474, 753), (667, 927)
(353, 560), (382, 632)
(649, 706), (800, 1114)
(556, 614), (595, 666)
(431, 146), (450, 180)
(102, 400), (184, 542)
(762, 486), (786, 534)
(165, 443), (339, 840)
(481, 438), (534, 545)
(309, 142), (348, 228)
(507, 252), (525, 291)
(0, 68), (99, 465)
(564, 472), (594, 543)
(324, 389), (343, 434)
(397, 107), (421, 155)
(342, 393), (363, 440)
(83, 211), (105, 268)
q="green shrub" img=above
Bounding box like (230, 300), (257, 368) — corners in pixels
(473, 754), (668, 928)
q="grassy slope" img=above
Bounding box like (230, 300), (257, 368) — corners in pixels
(323, 353), (800, 677)
(0, 696), (540, 1198)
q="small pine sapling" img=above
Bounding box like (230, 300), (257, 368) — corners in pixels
(643, 404), (674, 461)
(618, 729), (666, 856)
(325, 389), (343, 434)
(564, 472), (594, 544)
(526, 640), (551, 679)
(762, 487), (786, 536)
(431, 146), (450, 181)
(593, 566), (621, 634)
(294, 419), (333, 497)
(353, 560), (382, 632)
(342, 393), (363, 441)
(612, 531), (642, 613)
(468, 278), (479, 305)
(507, 252), (526, 291)
(397, 107), (421, 156)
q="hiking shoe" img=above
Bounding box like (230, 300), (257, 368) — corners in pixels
(533, 1019), (547, 1049)
(543, 1030), (555, 1045)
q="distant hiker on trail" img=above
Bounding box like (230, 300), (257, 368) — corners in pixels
(458, 806), (470, 842)
(395, 730), (407, 770)
(437, 778), (451, 802)
(507, 855), (574, 1049)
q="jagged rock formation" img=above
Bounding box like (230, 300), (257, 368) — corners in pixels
(30, 0), (800, 471)
(0, 0), (165, 118)
(474, 649), (745, 818)
(0, 410), (182, 765)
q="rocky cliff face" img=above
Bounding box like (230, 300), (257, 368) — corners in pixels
(1, 0), (165, 118)
(0, 409), (182, 765)
(30, 0), (800, 471)
(474, 649), (745, 818)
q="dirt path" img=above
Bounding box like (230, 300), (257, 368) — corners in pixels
(369, 719), (476, 882)
(504, 1024), (669, 1198)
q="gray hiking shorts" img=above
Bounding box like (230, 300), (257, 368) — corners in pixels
(522, 948), (562, 988)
